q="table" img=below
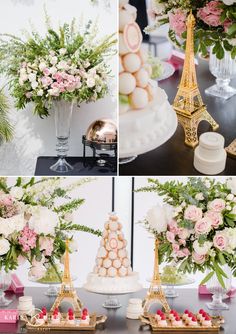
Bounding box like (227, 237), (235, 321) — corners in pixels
(35, 157), (117, 176)
(1, 288), (235, 334)
(119, 59), (236, 176)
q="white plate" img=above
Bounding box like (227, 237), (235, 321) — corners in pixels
(156, 61), (175, 81)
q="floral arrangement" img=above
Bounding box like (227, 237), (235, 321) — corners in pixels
(0, 13), (116, 117)
(138, 177), (236, 287)
(147, 0), (236, 59)
(0, 89), (13, 142)
(0, 177), (101, 279)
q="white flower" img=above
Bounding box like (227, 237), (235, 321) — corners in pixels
(39, 62), (47, 71)
(20, 74), (28, 82)
(193, 240), (212, 256)
(28, 73), (36, 82)
(59, 48), (67, 55)
(49, 56), (58, 65)
(37, 89), (44, 97)
(87, 77), (96, 88)
(10, 186), (24, 200)
(228, 38), (236, 46)
(222, 0), (236, 5)
(227, 178), (236, 195)
(226, 194), (234, 201)
(28, 207), (59, 235)
(49, 67), (57, 75)
(57, 60), (68, 70)
(31, 81), (38, 89)
(152, 0), (166, 15)
(0, 238), (10, 256)
(0, 214), (25, 238)
(146, 204), (169, 234)
(195, 193), (204, 201)
(226, 205), (232, 211)
(48, 88), (60, 96)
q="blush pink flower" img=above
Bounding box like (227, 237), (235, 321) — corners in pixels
(208, 199), (226, 212)
(168, 220), (179, 234)
(166, 231), (175, 243)
(172, 243), (180, 253)
(198, 1), (222, 27)
(41, 76), (52, 87)
(205, 210), (223, 228)
(169, 9), (187, 36)
(213, 233), (229, 251)
(184, 205), (202, 222)
(0, 195), (13, 206)
(178, 228), (190, 240)
(18, 226), (37, 252)
(224, 19), (232, 32)
(43, 68), (50, 76)
(195, 217), (212, 235)
(192, 252), (206, 264)
(39, 237), (54, 256)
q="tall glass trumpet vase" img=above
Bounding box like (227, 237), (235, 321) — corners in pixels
(0, 269), (12, 307)
(205, 48), (236, 100)
(206, 265), (232, 310)
(50, 100), (75, 173)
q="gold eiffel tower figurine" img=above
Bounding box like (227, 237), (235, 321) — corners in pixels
(51, 239), (83, 316)
(173, 12), (219, 148)
(143, 239), (170, 314)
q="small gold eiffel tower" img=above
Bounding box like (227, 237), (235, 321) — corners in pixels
(173, 12), (219, 148)
(143, 239), (170, 314)
(51, 240), (83, 316)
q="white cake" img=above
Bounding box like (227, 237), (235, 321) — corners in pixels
(119, 0), (177, 159)
(84, 213), (142, 294)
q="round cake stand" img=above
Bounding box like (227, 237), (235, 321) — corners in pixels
(162, 278), (195, 298)
(119, 102), (178, 164)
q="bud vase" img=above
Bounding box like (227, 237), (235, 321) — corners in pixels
(205, 47), (236, 100)
(0, 269), (12, 306)
(50, 100), (75, 173)
(206, 264), (232, 310)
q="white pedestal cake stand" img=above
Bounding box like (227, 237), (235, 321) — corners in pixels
(119, 99), (178, 164)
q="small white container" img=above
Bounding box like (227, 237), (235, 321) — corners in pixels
(126, 298), (143, 319)
(194, 132), (227, 175)
(17, 296), (35, 316)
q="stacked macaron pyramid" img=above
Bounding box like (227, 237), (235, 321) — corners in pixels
(84, 213), (142, 294)
(119, 0), (177, 160)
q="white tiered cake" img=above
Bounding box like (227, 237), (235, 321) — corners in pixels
(84, 213), (142, 294)
(119, 0), (177, 160)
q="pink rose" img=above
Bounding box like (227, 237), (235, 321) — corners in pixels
(30, 263), (46, 279)
(184, 205), (202, 222)
(41, 76), (52, 87)
(179, 239), (186, 246)
(168, 220), (179, 234)
(213, 233), (228, 251)
(208, 199), (226, 212)
(198, 1), (222, 27)
(169, 9), (187, 37)
(166, 231), (175, 243)
(178, 228), (190, 240)
(224, 19), (232, 32)
(192, 252), (206, 264)
(195, 217), (212, 235)
(172, 243), (179, 252)
(205, 210), (223, 228)
(176, 250), (186, 258)
(39, 237), (54, 256)
(182, 248), (190, 256)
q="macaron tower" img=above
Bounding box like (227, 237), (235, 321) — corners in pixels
(119, 0), (177, 160)
(119, 0), (154, 113)
(84, 213), (142, 294)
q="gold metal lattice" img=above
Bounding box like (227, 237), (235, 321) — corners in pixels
(51, 240), (83, 316)
(143, 239), (170, 314)
(173, 12), (219, 148)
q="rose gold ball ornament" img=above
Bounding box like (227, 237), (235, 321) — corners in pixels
(86, 119), (117, 144)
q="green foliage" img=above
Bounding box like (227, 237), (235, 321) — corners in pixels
(0, 89), (13, 142)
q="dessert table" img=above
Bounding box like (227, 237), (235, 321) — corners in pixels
(1, 288), (235, 334)
(119, 59), (236, 176)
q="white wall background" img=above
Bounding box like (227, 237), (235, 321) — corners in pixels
(0, 0), (118, 175)
(12, 175), (236, 290)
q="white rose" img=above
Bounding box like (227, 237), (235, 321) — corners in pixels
(222, 0), (236, 5)
(50, 67), (57, 75)
(0, 238), (10, 256)
(57, 60), (68, 70)
(59, 48), (67, 55)
(29, 207), (59, 235)
(227, 178), (236, 195)
(0, 214), (25, 237)
(28, 73), (36, 82)
(10, 186), (24, 200)
(193, 240), (212, 256)
(37, 89), (44, 97)
(48, 88), (60, 96)
(146, 204), (168, 234)
(50, 56), (58, 65)
(39, 62), (47, 71)
(31, 81), (38, 89)
(87, 77), (96, 88)
(195, 193), (204, 201)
